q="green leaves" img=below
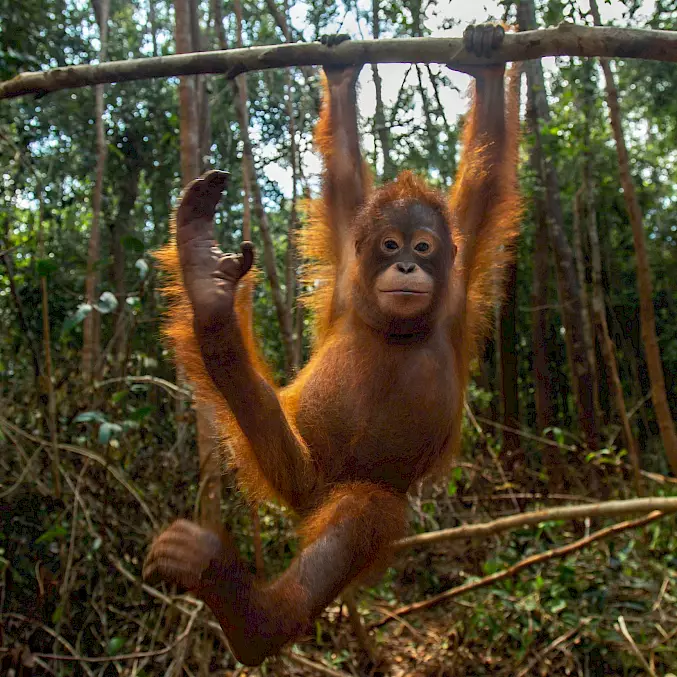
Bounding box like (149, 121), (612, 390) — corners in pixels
(62, 291), (118, 335)
(74, 410), (107, 424)
(62, 303), (92, 334)
(134, 258), (149, 279)
(36, 258), (59, 277)
(122, 235), (144, 253)
(95, 291), (118, 314)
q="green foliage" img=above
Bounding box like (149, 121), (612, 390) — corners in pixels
(1, 0), (677, 673)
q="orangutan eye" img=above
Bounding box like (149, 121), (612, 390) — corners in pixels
(414, 239), (434, 255)
(382, 238), (400, 252)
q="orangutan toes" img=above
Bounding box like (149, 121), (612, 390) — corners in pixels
(142, 519), (227, 593)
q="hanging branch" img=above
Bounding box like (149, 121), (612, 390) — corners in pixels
(2, 25), (677, 100)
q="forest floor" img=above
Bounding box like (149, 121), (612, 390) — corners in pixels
(2, 417), (676, 677)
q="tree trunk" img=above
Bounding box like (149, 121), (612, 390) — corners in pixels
(585, 178), (641, 493)
(82, 0), (110, 382)
(229, 0), (295, 373)
(531, 188), (555, 433)
(272, 0), (303, 374)
(189, 0), (211, 171)
(416, 66), (439, 167)
(577, 57), (640, 493)
(283, 67), (302, 373)
(498, 259), (521, 468)
(371, 0), (394, 180)
(518, 0), (599, 451)
(589, 0), (677, 476)
(110, 142), (141, 368)
(175, 0), (222, 531)
(572, 188), (602, 425)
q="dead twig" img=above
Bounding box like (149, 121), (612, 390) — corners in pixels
(283, 651), (353, 677)
(617, 615), (658, 677)
(96, 375), (191, 399)
(515, 619), (591, 677)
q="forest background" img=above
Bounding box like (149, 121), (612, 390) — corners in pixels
(2, 0), (677, 674)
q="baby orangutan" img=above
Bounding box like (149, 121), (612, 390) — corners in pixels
(144, 23), (521, 666)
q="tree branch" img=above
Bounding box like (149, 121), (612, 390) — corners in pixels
(394, 496), (677, 551)
(2, 25), (677, 100)
(372, 511), (665, 626)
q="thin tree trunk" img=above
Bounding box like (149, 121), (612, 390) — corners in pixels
(526, 93), (577, 439)
(215, 0), (266, 572)
(371, 0), (394, 180)
(175, 0), (222, 531)
(590, 0), (677, 475)
(148, 0), (159, 57)
(586, 182), (641, 493)
(110, 144), (141, 368)
(425, 63), (456, 181)
(283, 74), (301, 372)
(0, 230), (41, 379)
(82, 0), (110, 382)
(498, 260), (521, 466)
(175, 0), (199, 181)
(189, 0), (211, 170)
(264, 0), (306, 372)
(283, 0), (303, 373)
(572, 189), (601, 426)
(229, 0), (294, 372)
(36, 193), (61, 499)
(531, 188), (555, 433)
(518, 0), (599, 452)
(416, 66), (439, 166)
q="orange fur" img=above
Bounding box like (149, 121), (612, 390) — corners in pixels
(450, 65), (523, 361)
(146, 53), (522, 667)
(298, 72), (373, 344)
(154, 227), (280, 503)
(156, 65), (521, 502)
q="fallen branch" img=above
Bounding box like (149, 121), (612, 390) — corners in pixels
(371, 511), (665, 627)
(2, 25), (677, 100)
(394, 496), (677, 551)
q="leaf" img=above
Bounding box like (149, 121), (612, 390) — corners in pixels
(107, 637), (126, 655)
(135, 258), (149, 279)
(62, 303), (92, 334)
(94, 291), (118, 314)
(52, 605), (64, 625)
(74, 411), (107, 424)
(36, 258), (58, 277)
(129, 406), (152, 421)
(98, 422), (122, 445)
(550, 599), (567, 614)
(122, 236), (145, 253)
(111, 391), (127, 404)
(447, 467), (462, 497)
(36, 524), (68, 544)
